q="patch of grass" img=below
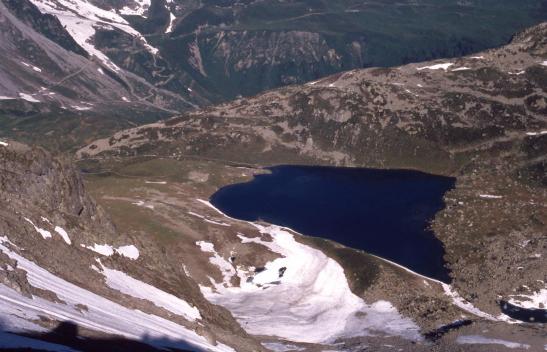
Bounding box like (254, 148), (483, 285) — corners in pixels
(102, 200), (181, 244)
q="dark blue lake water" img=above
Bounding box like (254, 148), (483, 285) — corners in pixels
(211, 165), (456, 283)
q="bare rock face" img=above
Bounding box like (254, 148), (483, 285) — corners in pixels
(0, 141), (115, 238)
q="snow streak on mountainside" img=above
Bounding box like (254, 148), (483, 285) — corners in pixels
(29, 0), (158, 71)
(0, 0), (199, 150)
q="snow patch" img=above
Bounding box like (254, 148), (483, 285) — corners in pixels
(119, 0), (151, 17)
(145, 180), (167, 185)
(0, 141), (8, 147)
(21, 62), (42, 72)
(526, 130), (547, 136)
(165, 12), (176, 33)
(200, 224), (422, 343)
(540, 61), (547, 67)
(19, 93), (40, 103)
(132, 200), (154, 209)
(262, 342), (305, 351)
(196, 241), (236, 286)
(24, 218), (51, 239)
(0, 236), (17, 248)
(71, 105), (92, 111)
(456, 335), (530, 349)
(96, 264), (201, 321)
(417, 63), (454, 71)
(0, 96), (16, 100)
(189, 212), (230, 227)
(451, 67), (471, 72)
(81, 243), (139, 259)
(115, 245), (139, 260)
(54, 227), (71, 245)
(479, 194), (503, 199)
(81, 243), (114, 256)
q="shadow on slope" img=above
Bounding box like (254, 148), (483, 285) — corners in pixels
(0, 321), (195, 352)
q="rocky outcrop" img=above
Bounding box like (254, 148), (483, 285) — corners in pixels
(0, 142), (114, 235)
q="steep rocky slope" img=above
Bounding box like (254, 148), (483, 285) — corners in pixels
(0, 0), (194, 150)
(79, 22), (547, 329)
(0, 141), (267, 351)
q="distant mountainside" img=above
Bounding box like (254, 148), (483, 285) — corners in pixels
(79, 22), (547, 326)
(0, 0), (196, 150)
(1, 0), (546, 150)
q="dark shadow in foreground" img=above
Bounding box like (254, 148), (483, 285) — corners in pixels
(424, 319), (473, 341)
(0, 321), (196, 352)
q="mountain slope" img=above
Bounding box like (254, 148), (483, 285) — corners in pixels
(79, 22), (547, 327)
(58, 0), (547, 101)
(0, 141), (266, 351)
(0, 0), (196, 150)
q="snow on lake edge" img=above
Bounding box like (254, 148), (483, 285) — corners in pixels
(508, 288), (547, 310)
(195, 200), (422, 343)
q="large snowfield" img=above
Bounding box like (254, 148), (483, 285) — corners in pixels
(197, 200), (423, 344)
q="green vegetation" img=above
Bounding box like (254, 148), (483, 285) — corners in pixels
(160, 0), (547, 100)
